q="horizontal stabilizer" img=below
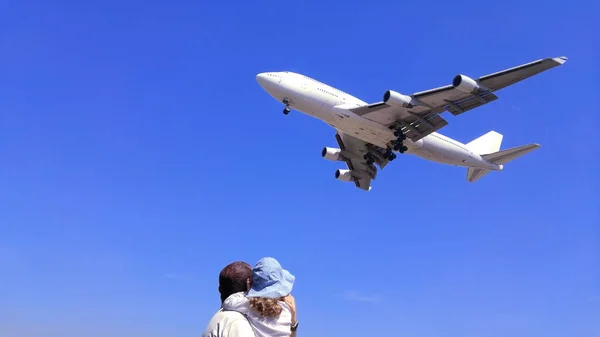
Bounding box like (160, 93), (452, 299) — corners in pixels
(466, 142), (540, 183)
(467, 167), (491, 182)
(482, 143), (541, 165)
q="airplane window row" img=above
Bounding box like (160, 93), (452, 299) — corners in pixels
(318, 87), (338, 98)
(431, 134), (469, 151)
(302, 75), (348, 97)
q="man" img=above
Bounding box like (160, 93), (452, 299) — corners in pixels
(202, 260), (298, 337)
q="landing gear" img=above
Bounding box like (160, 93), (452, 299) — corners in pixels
(393, 130), (406, 141)
(393, 142), (408, 153)
(389, 128), (408, 155)
(363, 149), (396, 165)
(282, 98), (291, 115)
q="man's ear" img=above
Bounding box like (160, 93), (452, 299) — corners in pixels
(246, 278), (251, 291)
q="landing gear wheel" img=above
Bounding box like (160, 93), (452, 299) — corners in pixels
(384, 149), (396, 161)
(393, 130), (406, 140)
(282, 98), (291, 115)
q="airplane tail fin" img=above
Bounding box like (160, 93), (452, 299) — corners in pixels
(466, 133), (541, 182)
(466, 130), (504, 155)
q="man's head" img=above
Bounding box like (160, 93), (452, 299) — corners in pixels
(218, 261), (252, 303)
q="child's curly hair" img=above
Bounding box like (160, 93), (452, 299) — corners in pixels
(249, 297), (283, 317)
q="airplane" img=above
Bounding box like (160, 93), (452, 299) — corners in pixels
(256, 56), (567, 191)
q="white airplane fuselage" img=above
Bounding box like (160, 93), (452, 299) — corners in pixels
(256, 71), (503, 172)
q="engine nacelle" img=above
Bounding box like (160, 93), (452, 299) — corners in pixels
(383, 90), (414, 108)
(335, 169), (353, 182)
(321, 147), (343, 161)
(452, 74), (480, 93)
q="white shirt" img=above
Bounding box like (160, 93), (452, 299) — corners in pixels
(222, 292), (292, 337)
(202, 308), (256, 337)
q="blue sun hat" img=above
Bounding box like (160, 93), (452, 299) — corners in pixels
(246, 257), (295, 298)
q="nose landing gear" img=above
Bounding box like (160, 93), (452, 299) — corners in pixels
(282, 98), (291, 115)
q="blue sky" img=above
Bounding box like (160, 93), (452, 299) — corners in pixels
(1, 0), (598, 336)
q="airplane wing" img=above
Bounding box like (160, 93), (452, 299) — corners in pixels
(349, 56), (567, 142)
(334, 132), (393, 191)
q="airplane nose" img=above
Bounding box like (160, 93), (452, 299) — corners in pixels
(256, 73), (269, 87)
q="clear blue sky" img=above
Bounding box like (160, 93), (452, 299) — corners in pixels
(1, 0), (598, 336)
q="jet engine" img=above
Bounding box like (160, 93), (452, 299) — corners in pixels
(335, 169), (353, 182)
(452, 74), (480, 93)
(383, 90), (414, 108)
(321, 147), (343, 161)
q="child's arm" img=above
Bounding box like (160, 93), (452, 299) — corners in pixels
(282, 295), (298, 336)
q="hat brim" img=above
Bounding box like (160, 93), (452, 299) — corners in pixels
(246, 269), (295, 298)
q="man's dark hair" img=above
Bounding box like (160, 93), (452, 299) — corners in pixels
(218, 261), (252, 303)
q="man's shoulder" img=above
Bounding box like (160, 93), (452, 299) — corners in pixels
(211, 309), (247, 322)
(203, 309), (255, 337)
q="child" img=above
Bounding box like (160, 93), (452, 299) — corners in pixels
(222, 257), (296, 337)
